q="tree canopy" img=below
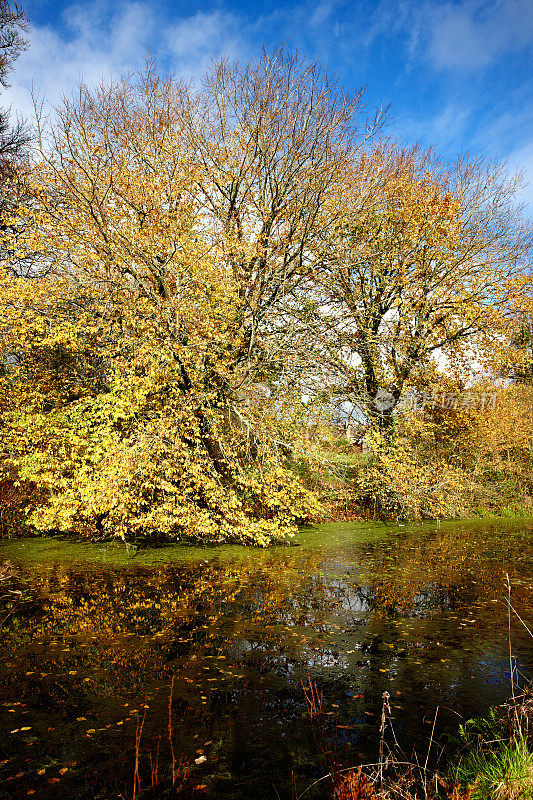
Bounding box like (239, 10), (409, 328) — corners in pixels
(0, 50), (531, 542)
(305, 142), (531, 427)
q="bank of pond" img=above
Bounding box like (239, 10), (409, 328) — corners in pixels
(0, 517), (532, 799)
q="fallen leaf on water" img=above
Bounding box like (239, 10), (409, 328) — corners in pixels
(194, 756), (207, 766)
(59, 768), (68, 775)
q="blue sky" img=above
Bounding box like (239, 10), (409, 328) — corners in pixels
(5, 0), (533, 213)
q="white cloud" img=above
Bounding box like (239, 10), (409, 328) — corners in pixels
(396, 101), (471, 150)
(1, 0), (250, 124)
(2, 0), (157, 123)
(507, 139), (533, 217)
(416, 0), (533, 71)
(309, 0), (337, 28)
(164, 11), (249, 81)
(363, 0), (533, 72)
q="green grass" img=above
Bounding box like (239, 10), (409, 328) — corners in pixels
(447, 738), (533, 800)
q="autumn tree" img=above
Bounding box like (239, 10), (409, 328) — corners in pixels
(177, 51), (382, 448)
(0, 0), (30, 257)
(499, 273), (533, 384)
(0, 0), (29, 166)
(0, 52), (376, 543)
(304, 142), (531, 430)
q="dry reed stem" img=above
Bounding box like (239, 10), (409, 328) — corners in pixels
(133, 709), (146, 800)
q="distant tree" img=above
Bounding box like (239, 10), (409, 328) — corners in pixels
(306, 142), (532, 430)
(0, 0), (29, 170)
(0, 0), (31, 268)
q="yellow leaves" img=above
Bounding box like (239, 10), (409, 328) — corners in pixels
(0, 58), (343, 546)
(357, 423), (470, 520)
(4, 361), (318, 543)
(318, 143), (530, 436)
(3, 58), (527, 546)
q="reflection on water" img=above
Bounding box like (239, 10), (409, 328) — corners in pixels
(0, 518), (532, 799)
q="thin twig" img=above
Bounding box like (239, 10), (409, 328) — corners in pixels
(168, 675), (177, 787)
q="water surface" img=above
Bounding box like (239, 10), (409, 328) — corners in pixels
(1, 517), (532, 799)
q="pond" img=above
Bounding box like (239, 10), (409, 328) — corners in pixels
(1, 517), (533, 799)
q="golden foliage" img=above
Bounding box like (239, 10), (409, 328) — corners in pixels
(2, 52), (366, 543)
(355, 427), (469, 520)
(0, 52), (531, 541)
(308, 142), (531, 428)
